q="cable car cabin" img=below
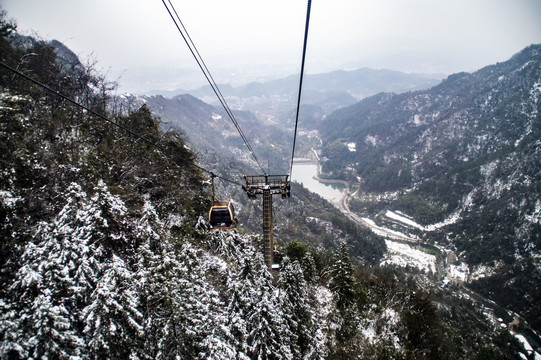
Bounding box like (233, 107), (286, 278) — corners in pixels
(208, 201), (235, 229)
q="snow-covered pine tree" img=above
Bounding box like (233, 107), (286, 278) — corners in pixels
(82, 253), (144, 359)
(328, 242), (364, 355)
(1, 183), (94, 358)
(139, 234), (236, 359)
(173, 242), (235, 359)
(0, 180), (134, 358)
(329, 242), (357, 312)
(278, 258), (328, 359)
(134, 225), (162, 358)
(227, 247), (295, 360)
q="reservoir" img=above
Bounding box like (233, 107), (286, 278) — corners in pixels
(291, 163), (346, 204)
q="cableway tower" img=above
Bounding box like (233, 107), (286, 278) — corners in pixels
(243, 175), (290, 270)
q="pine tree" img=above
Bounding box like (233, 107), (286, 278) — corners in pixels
(83, 254), (144, 359)
(399, 290), (454, 360)
(174, 242), (234, 359)
(328, 242), (363, 356)
(2, 183), (92, 358)
(138, 236), (236, 359)
(138, 241), (185, 359)
(0, 180), (133, 358)
(278, 258), (328, 359)
(134, 233), (162, 358)
(329, 243), (357, 312)
(227, 248), (294, 360)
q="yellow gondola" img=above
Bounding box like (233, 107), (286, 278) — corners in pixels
(208, 201), (235, 229)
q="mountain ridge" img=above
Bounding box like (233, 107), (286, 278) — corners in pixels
(147, 67), (442, 100)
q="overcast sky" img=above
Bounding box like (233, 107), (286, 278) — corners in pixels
(2, 0), (541, 92)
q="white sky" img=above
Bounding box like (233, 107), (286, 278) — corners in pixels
(2, 0), (541, 92)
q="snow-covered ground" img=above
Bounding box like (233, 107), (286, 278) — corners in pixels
(360, 216), (418, 242)
(385, 210), (424, 230)
(380, 240), (436, 274)
(0, 190), (20, 208)
(360, 306), (401, 349)
(445, 262), (469, 283)
(515, 333), (541, 360)
(385, 209), (461, 232)
(344, 209), (438, 275)
(469, 261), (504, 281)
(451, 263), (468, 279)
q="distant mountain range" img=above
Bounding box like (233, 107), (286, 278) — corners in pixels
(146, 67), (441, 123)
(123, 67), (441, 170)
(190, 67), (441, 98)
(150, 67), (441, 99)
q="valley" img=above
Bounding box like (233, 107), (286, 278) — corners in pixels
(265, 48), (541, 356)
(294, 139), (472, 279)
(296, 147), (541, 356)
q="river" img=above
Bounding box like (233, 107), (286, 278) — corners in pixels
(291, 163), (346, 204)
(292, 162), (419, 242)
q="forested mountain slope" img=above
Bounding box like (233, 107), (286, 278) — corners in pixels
(128, 93), (292, 172)
(318, 44), (541, 331)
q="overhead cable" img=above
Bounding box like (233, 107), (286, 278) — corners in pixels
(289, 0), (312, 179)
(0, 61), (243, 186)
(161, 0), (267, 175)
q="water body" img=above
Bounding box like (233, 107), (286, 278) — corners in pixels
(291, 164), (346, 204)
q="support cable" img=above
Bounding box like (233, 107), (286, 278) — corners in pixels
(289, 0), (312, 179)
(0, 61), (243, 186)
(161, 0), (266, 175)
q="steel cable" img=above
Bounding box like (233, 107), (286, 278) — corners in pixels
(289, 0), (312, 180)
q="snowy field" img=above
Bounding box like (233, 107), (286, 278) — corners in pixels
(385, 209), (461, 232)
(442, 262), (469, 286)
(360, 216), (417, 242)
(515, 333), (541, 360)
(385, 210), (424, 230)
(380, 240), (436, 274)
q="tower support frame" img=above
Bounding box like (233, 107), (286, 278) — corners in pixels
(243, 175), (290, 270)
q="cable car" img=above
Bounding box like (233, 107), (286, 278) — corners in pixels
(208, 201), (235, 229)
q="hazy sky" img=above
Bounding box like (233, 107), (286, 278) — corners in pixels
(2, 0), (541, 92)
